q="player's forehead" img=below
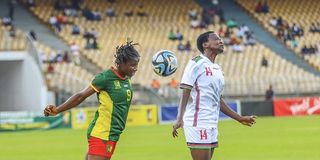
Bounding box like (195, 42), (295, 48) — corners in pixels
(208, 33), (221, 40)
(125, 57), (140, 65)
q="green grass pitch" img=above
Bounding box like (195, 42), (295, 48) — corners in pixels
(0, 115), (319, 160)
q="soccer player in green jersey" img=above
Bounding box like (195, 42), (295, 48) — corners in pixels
(44, 41), (140, 160)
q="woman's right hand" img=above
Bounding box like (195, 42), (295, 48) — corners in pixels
(44, 105), (58, 117)
(172, 119), (183, 138)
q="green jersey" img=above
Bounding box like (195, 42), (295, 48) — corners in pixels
(87, 67), (133, 141)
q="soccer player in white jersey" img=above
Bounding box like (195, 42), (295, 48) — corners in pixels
(172, 31), (257, 160)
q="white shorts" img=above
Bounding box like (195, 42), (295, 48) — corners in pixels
(183, 126), (218, 149)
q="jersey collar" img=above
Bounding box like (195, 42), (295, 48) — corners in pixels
(200, 54), (212, 63)
(111, 66), (126, 80)
(200, 54), (220, 68)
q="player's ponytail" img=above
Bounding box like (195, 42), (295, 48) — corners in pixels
(114, 41), (140, 65)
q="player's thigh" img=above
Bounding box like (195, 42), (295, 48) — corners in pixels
(190, 148), (215, 160)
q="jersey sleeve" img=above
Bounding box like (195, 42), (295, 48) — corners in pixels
(180, 60), (199, 89)
(91, 72), (108, 92)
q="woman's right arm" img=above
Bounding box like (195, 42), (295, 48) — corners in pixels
(172, 88), (191, 138)
(176, 88), (191, 122)
(44, 86), (96, 116)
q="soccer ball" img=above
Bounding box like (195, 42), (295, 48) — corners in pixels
(152, 50), (178, 77)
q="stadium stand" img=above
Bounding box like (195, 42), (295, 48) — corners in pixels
(0, 24), (95, 103)
(0, 25), (26, 51)
(35, 43), (94, 99)
(236, 0), (320, 71)
(22, 0), (320, 98)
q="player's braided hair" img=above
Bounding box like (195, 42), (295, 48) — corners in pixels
(114, 41), (140, 65)
(197, 31), (214, 53)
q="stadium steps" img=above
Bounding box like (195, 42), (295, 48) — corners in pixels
(0, 1), (69, 51)
(0, 1), (101, 74)
(194, 0), (320, 76)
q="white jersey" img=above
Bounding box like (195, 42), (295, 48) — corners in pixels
(180, 54), (225, 128)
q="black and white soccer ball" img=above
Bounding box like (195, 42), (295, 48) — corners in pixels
(152, 50), (178, 77)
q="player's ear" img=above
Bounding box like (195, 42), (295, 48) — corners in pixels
(202, 42), (208, 48)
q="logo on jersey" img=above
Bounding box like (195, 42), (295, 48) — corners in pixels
(192, 55), (203, 62)
(114, 80), (121, 89)
(106, 143), (113, 153)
